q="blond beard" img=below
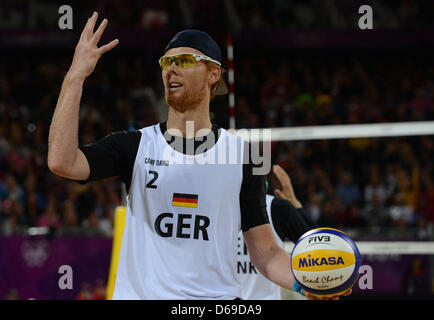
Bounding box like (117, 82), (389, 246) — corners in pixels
(166, 83), (208, 112)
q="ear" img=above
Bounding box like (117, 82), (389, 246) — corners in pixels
(208, 66), (221, 86)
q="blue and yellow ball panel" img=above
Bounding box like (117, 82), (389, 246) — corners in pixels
(291, 228), (361, 296)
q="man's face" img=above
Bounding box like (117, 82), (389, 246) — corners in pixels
(162, 47), (219, 111)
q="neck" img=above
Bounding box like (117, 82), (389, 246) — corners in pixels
(166, 103), (212, 138)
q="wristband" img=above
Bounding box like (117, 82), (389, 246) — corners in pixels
(292, 280), (305, 296)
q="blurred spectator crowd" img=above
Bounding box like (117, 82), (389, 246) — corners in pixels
(0, 0), (433, 239)
(1, 47), (433, 237)
(0, 0), (433, 31)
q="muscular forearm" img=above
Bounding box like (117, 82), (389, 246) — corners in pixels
(244, 224), (295, 291)
(253, 244), (295, 290)
(48, 73), (84, 173)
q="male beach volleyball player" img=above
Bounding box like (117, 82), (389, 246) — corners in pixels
(48, 12), (349, 299)
(238, 164), (317, 299)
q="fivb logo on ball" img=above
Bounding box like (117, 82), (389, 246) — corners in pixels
(291, 228), (361, 296)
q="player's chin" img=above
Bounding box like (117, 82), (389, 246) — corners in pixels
(165, 91), (185, 109)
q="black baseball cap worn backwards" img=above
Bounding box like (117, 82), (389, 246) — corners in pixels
(163, 29), (228, 95)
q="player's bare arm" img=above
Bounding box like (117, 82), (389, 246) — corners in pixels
(243, 224), (295, 290)
(48, 12), (118, 180)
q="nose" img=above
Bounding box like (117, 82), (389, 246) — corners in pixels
(167, 59), (179, 72)
(163, 61), (179, 86)
(164, 61), (180, 80)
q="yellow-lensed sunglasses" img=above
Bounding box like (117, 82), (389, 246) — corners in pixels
(159, 53), (221, 70)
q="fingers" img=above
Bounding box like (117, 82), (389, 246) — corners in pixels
(272, 164), (283, 176)
(272, 164), (285, 175)
(79, 12), (118, 55)
(79, 18), (90, 41)
(98, 39), (119, 55)
(342, 288), (352, 296)
(92, 18), (108, 45)
(327, 289), (352, 300)
(273, 164), (290, 186)
(274, 189), (287, 200)
(273, 164), (297, 200)
(82, 12), (98, 41)
(305, 293), (321, 300)
(305, 288), (352, 300)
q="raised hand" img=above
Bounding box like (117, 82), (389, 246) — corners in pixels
(68, 12), (119, 80)
(272, 164), (302, 208)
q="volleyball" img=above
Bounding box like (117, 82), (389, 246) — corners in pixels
(291, 228), (362, 297)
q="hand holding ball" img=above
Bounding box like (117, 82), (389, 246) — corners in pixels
(291, 228), (361, 298)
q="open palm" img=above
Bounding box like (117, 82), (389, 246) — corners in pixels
(69, 12), (119, 80)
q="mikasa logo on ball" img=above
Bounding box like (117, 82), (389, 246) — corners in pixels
(293, 250), (355, 272)
(299, 255), (344, 268)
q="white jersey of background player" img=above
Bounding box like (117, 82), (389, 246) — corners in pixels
(237, 165), (316, 300)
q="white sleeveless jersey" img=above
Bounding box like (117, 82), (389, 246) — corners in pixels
(237, 194), (284, 300)
(112, 124), (245, 299)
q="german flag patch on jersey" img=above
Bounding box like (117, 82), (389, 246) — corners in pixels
(172, 193), (198, 208)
